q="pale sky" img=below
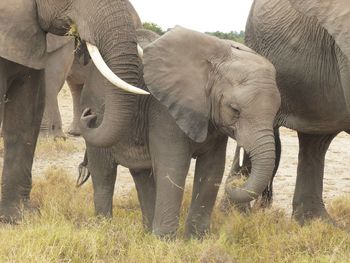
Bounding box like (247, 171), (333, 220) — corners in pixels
(130, 0), (254, 33)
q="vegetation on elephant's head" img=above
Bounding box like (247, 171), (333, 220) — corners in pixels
(206, 31), (245, 43)
(67, 23), (82, 50)
(142, 22), (166, 35)
(67, 23), (79, 38)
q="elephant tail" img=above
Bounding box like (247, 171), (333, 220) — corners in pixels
(76, 151), (91, 187)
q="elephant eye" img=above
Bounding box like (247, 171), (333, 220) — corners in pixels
(230, 104), (240, 115)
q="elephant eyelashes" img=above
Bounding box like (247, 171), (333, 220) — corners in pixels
(230, 105), (240, 116)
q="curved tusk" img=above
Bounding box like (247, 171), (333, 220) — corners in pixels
(239, 147), (245, 167)
(137, 44), (143, 59)
(86, 42), (149, 95)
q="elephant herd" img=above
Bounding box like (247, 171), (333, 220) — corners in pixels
(0, 0), (349, 239)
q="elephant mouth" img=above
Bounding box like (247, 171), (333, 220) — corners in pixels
(81, 108), (97, 129)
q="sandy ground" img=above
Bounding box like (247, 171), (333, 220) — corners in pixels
(30, 84), (350, 215)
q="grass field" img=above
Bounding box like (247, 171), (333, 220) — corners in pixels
(0, 164), (349, 263)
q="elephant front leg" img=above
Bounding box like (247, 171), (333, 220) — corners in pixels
(0, 67), (45, 223)
(150, 137), (191, 238)
(130, 169), (155, 231)
(87, 147), (117, 217)
(185, 137), (227, 239)
(292, 132), (337, 225)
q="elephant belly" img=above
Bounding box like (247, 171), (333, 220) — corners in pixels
(112, 143), (152, 169)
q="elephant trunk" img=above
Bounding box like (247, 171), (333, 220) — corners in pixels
(225, 129), (276, 203)
(77, 0), (144, 147)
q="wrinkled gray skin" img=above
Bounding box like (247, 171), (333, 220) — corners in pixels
(224, 0), (350, 224)
(0, 0), (143, 223)
(41, 0), (143, 137)
(40, 35), (75, 137)
(80, 26), (280, 238)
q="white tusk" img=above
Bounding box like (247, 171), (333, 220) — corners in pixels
(239, 147), (245, 167)
(137, 44), (143, 59)
(86, 42), (149, 95)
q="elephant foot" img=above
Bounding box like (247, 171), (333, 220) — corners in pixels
(219, 194), (251, 214)
(39, 129), (67, 140)
(52, 131), (67, 140)
(67, 123), (81, 137)
(184, 222), (210, 240)
(292, 204), (335, 226)
(152, 227), (177, 240)
(0, 202), (22, 224)
(0, 200), (40, 224)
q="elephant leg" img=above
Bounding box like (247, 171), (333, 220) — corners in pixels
(292, 132), (337, 225)
(185, 137), (227, 239)
(87, 146), (117, 217)
(42, 45), (74, 138)
(67, 80), (83, 136)
(150, 137), (191, 238)
(129, 168), (155, 231)
(0, 64), (45, 223)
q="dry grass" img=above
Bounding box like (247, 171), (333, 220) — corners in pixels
(0, 137), (83, 159)
(0, 167), (349, 262)
(35, 137), (83, 157)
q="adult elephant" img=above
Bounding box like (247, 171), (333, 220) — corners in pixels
(80, 26), (281, 238)
(0, 0), (147, 223)
(41, 0), (143, 137)
(223, 0), (350, 224)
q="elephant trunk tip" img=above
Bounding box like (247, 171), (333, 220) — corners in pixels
(224, 183), (260, 204)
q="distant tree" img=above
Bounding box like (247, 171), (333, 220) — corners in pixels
(206, 30), (245, 43)
(142, 22), (245, 43)
(142, 22), (165, 35)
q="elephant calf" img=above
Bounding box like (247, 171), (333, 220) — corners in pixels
(80, 26), (281, 238)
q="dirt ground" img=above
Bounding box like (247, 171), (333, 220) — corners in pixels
(31, 84), (350, 215)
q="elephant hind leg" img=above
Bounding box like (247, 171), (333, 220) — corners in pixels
(129, 168), (155, 231)
(0, 62), (45, 223)
(292, 132), (337, 225)
(66, 80), (83, 136)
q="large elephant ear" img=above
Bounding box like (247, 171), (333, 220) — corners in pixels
(126, 0), (143, 29)
(288, 0), (350, 60)
(0, 0), (46, 69)
(143, 26), (231, 142)
(47, 34), (74, 53)
(288, 0), (350, 107)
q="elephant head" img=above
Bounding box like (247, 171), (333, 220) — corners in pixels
(143, 26), (281, 203)
(0, 0), (147, 147)
(287, 0), (350, 107)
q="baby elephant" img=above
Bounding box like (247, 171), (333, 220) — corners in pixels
(80, 26), (281, 238)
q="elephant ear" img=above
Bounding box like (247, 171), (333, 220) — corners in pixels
(0, 0), (46, 69)
(47, 34), (74, 53)
(288, 0), (350, 107)
(143, 26), (231, 142)
(288, 0), (350, 60)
